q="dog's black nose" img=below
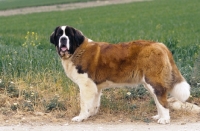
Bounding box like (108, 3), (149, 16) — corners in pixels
(61, 37), (67, 41)
(60, 37), (67, 46)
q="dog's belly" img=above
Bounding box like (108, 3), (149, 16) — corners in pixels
(61, 58), (141, 90)
(97, 79), (142, 90)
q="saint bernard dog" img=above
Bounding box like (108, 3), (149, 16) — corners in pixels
(50, 25), (190, 124)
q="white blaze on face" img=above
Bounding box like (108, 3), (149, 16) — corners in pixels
(59, 26), (70, 51)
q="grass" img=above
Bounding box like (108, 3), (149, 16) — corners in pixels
(0, 0), (96, 10)
(0, 0), (200, 47)
(0, 0), (200, 122)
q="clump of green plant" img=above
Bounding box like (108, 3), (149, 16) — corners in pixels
(6, 81), (19, 98)
(22, 31), (41, 48)
(0, 79), (5, 91)
(45, 96), (67, 112)
(190, 52), (200, 97)
(164, 38), (200, 81)
(0, 79), (19, 97)
(125, 85), (148, 100)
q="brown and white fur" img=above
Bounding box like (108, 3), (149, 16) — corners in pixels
(50, 25), (190, 124)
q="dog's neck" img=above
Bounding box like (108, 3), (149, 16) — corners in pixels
(78, 37), (91, 49)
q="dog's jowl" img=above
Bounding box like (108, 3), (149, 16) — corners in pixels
(50, 25), (190, 124)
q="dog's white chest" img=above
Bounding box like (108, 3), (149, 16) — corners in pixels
(61, 59), (89, 85)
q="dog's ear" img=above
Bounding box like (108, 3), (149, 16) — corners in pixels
(50, 26), (59, 45)
(72, 27), (84, 46)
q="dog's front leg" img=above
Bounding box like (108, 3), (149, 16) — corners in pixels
(72, 81), (98, 122)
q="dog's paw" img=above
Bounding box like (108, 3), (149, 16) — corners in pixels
(152, 115), (160, 120)
(71, 116), (85, 122)
(157, 118), (170, 124)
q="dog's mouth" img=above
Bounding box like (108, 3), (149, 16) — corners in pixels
(60, 46), (68, 52)
(58, 45), (71, 58)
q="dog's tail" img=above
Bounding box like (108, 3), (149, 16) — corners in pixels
(160, 43), (191, 102)
(170, 81), (190, 102)
(169, 63), (190, 102)
(170, 66), (191, 102)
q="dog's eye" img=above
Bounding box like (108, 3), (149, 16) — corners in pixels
(57, 31), (63, 37)
(58, 33), (62, 36)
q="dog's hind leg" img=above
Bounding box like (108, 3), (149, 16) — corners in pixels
(72, 79), (98, 122)
(143, 78), (170, 124)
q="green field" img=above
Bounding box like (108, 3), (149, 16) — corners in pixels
(0, 0), (200, 117)
(0, 0), (200, 46)
(0, 0), (96, 10)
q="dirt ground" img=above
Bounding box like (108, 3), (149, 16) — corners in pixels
(0, 110), (200, 131)
(1, 122), (200, 131)
(0, 107), (199, 130)
(1, 0), (200, 130)
(0, 108), (199, 130)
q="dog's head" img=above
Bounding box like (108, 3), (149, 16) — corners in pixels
(50, 26), (84, 57)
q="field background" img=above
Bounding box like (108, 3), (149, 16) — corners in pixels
(0, 0), (200, 124)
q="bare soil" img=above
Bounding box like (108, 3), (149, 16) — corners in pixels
(0, 112), (200, 131)
(1, 0), (200, 130)
(1, 122), (200, 131)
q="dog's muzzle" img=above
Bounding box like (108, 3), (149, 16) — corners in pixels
(58, 36), (71, 58)
(60, 37), (68, 52)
